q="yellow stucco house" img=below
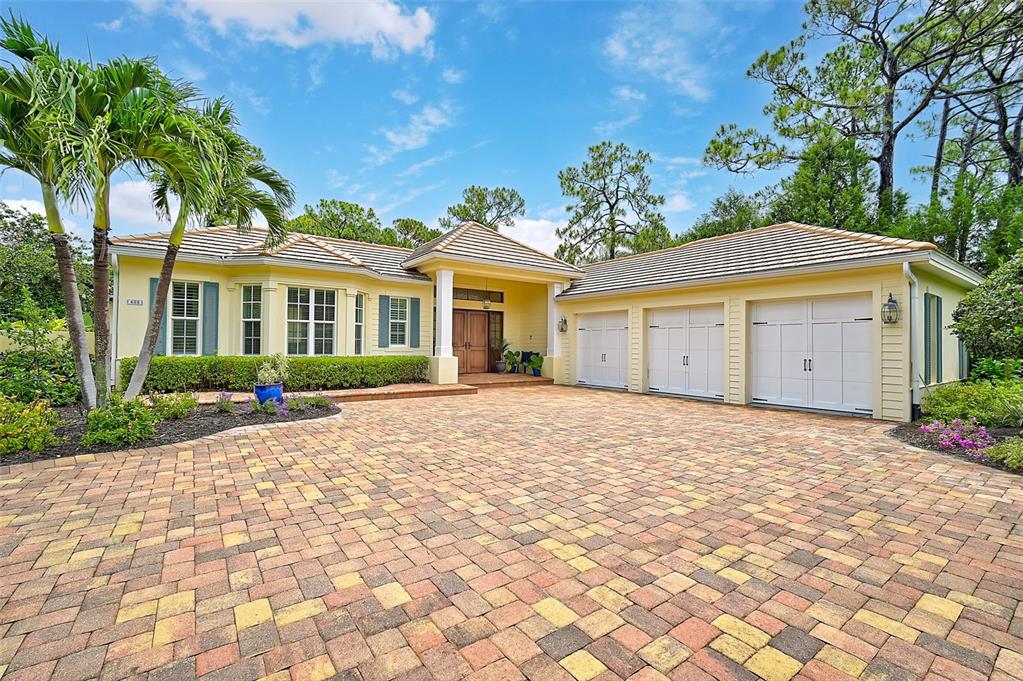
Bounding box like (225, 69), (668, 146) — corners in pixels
(110, 220), (983, 422)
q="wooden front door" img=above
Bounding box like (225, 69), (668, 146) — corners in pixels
(454, 310), (490, 373)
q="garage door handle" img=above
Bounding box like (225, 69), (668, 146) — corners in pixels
(803, 359), (807, 371)
(808, 358), (812, 372)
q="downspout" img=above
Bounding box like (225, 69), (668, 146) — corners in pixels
(111, 252), (119, 389)
(904, 261), (921, 419)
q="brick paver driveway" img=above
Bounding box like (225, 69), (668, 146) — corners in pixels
(1, 386), (1022, 681)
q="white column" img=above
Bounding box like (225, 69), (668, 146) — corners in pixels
(436, 269), (454, 357)
(344, 291), (357, 356)
(547, 282), (563, 357)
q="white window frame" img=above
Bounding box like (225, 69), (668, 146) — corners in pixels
(170, 281), (201, 356)
(354, 292), (365, 356)
(286, 286), (336, 356)
(389, 296), (408, 347)
(240, 285), (262, 356)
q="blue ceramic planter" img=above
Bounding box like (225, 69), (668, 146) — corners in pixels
(254, 383), (284, 404)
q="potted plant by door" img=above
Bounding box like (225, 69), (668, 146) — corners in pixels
(529, 354), (544, 377)
(254, 354), (289, 404)
(508, 350), (522, 373)
(495, 338), (511, 373)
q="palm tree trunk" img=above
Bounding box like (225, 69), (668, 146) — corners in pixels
(123, 206), (189, 399)
(41, 182), (97, 410)
(92, 178), (111, 406)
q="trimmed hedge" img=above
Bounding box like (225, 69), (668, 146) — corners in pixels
(119, 355), (430, 393)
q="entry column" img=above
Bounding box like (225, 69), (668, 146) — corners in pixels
(430, 269), (458, 384)
(546, 282), (564, 381)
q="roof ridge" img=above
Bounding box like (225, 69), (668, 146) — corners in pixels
(303, 235), (368, 268)
(433, 222), (474, 253)
(459, 221), (582, 272)
(258, 233), (306, 256)
(305, 230), (415, 254)
(783, 222), (936, 250)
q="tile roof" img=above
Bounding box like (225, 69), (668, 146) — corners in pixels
(557, 222), (936, 299)
(402, 221), (582, 277)
(110, 226), (431, 283)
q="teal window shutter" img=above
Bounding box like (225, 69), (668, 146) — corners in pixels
(958, 339), (968, 380)
(149, 277), (166, 356)
(935, 296), (942, 383)
(409, 297), (420, 348)
(378, 295), (390, 348)
(202, 282), (219, 356)
(923, 292), (931, 384)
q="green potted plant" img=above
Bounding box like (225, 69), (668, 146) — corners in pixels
(495, 338), (512, 373)
(529, 353), (544, 377)
(254, 354), (289, 404)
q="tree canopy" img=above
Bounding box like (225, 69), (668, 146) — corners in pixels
(439, 186), (525, 231)
(289, 200), (441, 248)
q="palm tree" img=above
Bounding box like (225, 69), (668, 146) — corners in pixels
(0, 20), (98, 408)
(122, 100), (293, 398)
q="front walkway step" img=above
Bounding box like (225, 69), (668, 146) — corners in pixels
(194, 383), (478, 405)
(459, 373), (554, 389)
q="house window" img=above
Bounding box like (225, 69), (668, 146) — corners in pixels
(241, 285), (262, 355)
(924, 292), (943, 384)
(389, 297), (408, 346)
(452, 287), (504, 303)
(170, 281), (200, 356)
(287, 287), (336, 355)
(354, 293), (365, 356)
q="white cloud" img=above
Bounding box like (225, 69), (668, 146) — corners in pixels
(377, 182), (445, 214)
(172, 59), (206, 82)
(503, 217), (565, 256)
(326, 170), (349, 190)
(107, 180), (177, 227)
(391, 88), (419, 105)
(665, 192), (695, 213)
(97, 17), (124, 31)
(366, 101), (455, 165)
(594, 113), (641, 137)
(398, 149), (456, 177)
(613, 85), (646, 102)
(143, 0), (436, 58)
(228, 82), (270, 115)
(441, 67), (465, 84)
(604, 1), (715, 100)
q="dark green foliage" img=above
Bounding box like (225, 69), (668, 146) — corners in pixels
(969, 358), (1023, 382)
(0, 396), (62, 455)
(0, 203), (91, 321)
(951, 251), (1023, 359)
(149, 393), (198, 420)
(439, 186), (526, 231)
(677, 188), (766, 244)
(0, 291), (79, 405)
(921, 379), (1023, 427)
(119, 355), (430, 393)
(287, 395), (332, 412)
(80, 398), (158, 447)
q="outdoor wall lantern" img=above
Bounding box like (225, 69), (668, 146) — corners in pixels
(880, 292), (900, 324)
(482, 298), (492, 310)
(558, 316), (568, 333)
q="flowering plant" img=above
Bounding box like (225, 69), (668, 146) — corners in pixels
(920, 418), (995, 456)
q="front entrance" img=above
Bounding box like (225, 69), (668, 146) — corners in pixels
(453, 309), (490, 373)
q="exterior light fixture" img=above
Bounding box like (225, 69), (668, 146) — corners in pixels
(558, 316), (568, 333)
(880, 292), (900, 324)
(483, 298), (491, 310)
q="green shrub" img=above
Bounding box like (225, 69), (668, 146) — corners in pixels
(969, 358), (1023, 382)
(149, 393), (198, 420)
(287, 395), (333, 412)
(0, 291), (79, 406)
(985, 437), (1023, 471)
(119, 355), (430, 393)
(0, 396), (62, 455)
(80, 398), (157, 447)
(952, 250), (1023, 359)
(215, 392), (235, 413)
(922, 379), (1023, 427)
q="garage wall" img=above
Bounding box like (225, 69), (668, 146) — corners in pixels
(556, 264), (914, 421)
(913, 268), (971, 389)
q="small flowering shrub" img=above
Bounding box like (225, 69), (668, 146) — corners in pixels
(0, 396), (62, 455)
(920, 418), (995, 456)
(149, 393), (198, 420)
(80, 398), (157, 447)
(215, 392), (235, 413)
(985, 437), (1023, 471)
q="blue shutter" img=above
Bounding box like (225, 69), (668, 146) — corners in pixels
(935, 296), (942, 383)
(202, 282), (219, 356)
(923, 292), (932, 384)
(378, 295), (390, 349)
(409, 297), (420, 348)
(150, 277), (166, 356)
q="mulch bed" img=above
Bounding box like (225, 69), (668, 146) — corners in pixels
(887, 421), (1023, 474)
(3, 402), (341, 468)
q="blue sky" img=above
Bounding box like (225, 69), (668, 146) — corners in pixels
(3, 1), (932, 253)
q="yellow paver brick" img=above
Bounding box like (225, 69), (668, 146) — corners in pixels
(638, 636), (692, 673)
(575, 609), (625, 639)
(712, 614), (771, 649)
(534, 597), (579, 627)
(710, 634), (756, 663)
(815, 645), (868, 677)
(745, 647), (802, 681)
(852, 609), (919, 642)
(586, 586), (631, 613)
(157, 590), (195, 620)
(915, 594), (964, 621)
(560, 650), (607, 681)
(234, 598), (273, 629)
(373, 582), (411, 609)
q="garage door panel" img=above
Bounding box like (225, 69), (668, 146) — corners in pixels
(650, 308), (684, 328)
(753, 300), (805, 324)
(647, 305), (724, 399)
(781, 323), (808, 351)
(811, 295), (871, 321)
(689, 305), (724, 326)
(577, 312), (629, 389)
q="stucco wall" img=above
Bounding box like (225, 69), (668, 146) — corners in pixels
(449, 274), (548, 355)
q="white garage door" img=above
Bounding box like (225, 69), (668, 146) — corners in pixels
(647, 305), (724, 399)
(576, 311), (629, 389)
(751, 295), (873, 415)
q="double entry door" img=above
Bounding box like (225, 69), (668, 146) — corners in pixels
(647, 305), (725, 399)
(750, 295), (873, 414)
(576, 311), (629, 389)
(453, 309), (489, 374)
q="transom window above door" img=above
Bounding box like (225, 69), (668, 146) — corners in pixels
(287, 287), (336, 355)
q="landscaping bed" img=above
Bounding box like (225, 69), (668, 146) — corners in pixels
(1, 399), (340, 468)
(887, 421), (1023, 472)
